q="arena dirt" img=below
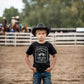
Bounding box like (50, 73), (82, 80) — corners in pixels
(0, 46), (84, 84)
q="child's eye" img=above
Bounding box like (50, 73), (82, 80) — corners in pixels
(42, 33), (45, 35)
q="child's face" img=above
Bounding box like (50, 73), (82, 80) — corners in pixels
(35, 30), (47, 41)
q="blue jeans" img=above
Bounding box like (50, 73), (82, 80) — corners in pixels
(33, 72), (52, 84)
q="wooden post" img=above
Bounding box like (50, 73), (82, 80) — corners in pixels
(5, 32), (7, 46)
(30, 33), (32, 44)
(74, 33), (76, 46)
(15, 33), (16, 47)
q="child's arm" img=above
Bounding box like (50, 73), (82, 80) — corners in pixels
(45, 54), (56, 72)
(25, 54), (37, 73)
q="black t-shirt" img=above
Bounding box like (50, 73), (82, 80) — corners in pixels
(26, 41), (57, 73)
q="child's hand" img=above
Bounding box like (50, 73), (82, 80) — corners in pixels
(45, 67), (52, 72)
(32, 67), (37, 73)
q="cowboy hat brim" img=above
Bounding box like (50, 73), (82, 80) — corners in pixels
(32, 26), (50, 36)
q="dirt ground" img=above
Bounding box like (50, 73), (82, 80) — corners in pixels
(0, 46), (84, 84)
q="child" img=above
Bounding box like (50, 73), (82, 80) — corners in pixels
(25, 23), (57, 84)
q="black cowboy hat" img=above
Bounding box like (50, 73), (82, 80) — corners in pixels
(32, 23), (50, 36)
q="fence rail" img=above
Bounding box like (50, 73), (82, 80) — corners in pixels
(0, 32), (84, 46)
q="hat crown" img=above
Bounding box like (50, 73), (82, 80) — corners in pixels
(16, 16), (19, 19)
(3, 17), (6, 19)
(37, 23), (45, 28)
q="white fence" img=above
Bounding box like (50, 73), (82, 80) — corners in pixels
(0, 32), (84, 46)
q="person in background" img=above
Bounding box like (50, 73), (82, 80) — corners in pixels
(15, 16), (28, 32)
(9, 16), (20, 32)
(0, 17), (9, 34)
(11, 17), (16, 27)
(15, 16), (22, 32)
(2, 17), (7, 26)
(9, 17), (16, 31)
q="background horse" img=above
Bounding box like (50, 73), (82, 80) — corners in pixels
(10, 22), (20, 32)
(0, 21), (9, 34)
(21, 25), (28, 32)
(10, 22), (28, 32)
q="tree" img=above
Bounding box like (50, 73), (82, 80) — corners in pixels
(22, 0), (84, 28)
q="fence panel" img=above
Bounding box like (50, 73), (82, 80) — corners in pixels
(0, 32), (84, 46)
(76, 33), (84, 45)
(0, 35), (5, 45)
(54, 33), (76, 45)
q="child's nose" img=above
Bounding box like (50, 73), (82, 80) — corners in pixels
(40, 34), (42, 36)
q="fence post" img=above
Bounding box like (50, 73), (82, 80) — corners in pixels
(53, 33), (55, 45)
(74, 33), (76, 46)
(5, 32), (7, 46)
(15, 33), (16, 47)
(30, 33), (32, 44)
(54, 33), (56, 45)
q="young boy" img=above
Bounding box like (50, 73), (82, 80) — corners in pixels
(25, 23), (57, 84)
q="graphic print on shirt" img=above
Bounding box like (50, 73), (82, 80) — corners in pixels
(35, 46), (48, 63)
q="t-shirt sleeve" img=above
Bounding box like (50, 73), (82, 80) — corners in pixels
(49, 43), (57, 55)
(26, 44), (33, 55)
